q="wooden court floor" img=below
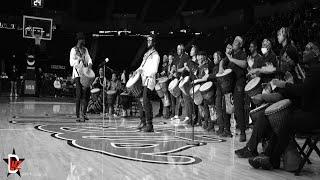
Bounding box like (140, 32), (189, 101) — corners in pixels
(0, 97), (319, 180)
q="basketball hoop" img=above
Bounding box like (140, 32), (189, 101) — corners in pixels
(32, 28), (44, 45)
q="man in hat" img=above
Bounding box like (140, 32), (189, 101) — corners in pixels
(69, 32), (93, 122)
(135, 35), (160, 132)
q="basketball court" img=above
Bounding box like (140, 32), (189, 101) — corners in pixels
(0, 97), (319, 180)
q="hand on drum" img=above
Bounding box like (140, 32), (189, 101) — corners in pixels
(271, 79), (286, 88)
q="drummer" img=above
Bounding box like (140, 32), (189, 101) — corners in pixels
(167, 53), (178, 119)
(247, 41), (320, 170)
(248, 39), (277, 83)
(155, 55), (169, 118)
(192, 51), (213, 131)
(223, 36), (248, 142)
(69, 32), (93, 122)
(106, 73), (122, 116)
(135, 34), (160, 132)
(172, 44), (190, 121)
(208, 51), (229, 135)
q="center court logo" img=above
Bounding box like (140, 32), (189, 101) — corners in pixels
(3, 149), (24, 177)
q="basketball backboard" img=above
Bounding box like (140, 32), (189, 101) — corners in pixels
(23, 15), (53, 40)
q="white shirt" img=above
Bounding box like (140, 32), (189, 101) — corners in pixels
(138, 49), (160, 90)
(69, 47), (92, 79)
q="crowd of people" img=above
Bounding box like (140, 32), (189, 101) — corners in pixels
(66, 4), (320, 172)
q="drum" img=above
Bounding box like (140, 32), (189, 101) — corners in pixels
(216, 69), (233, 94)
(168, 78), (181, 97)
(119, 92), (131, 109)
(200, 81), (215, 105)
(245, 77), (262, 98)
(249, 103), (269, 125)
(178, 76), (191, 96)
(265, 99), (292, 135)
(190, 84), (203, 105)
(155, 83), (164, 98)
(126, 72), (142, 97)
(107, 90), (117, 105)
(158, 77), (169, 92)
(80, 67), (95, 88)
(90, 88), (101, 101)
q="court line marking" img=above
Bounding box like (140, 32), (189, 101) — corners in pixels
(35, 125), (201, 165)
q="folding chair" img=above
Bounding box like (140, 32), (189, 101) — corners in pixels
(294, 129), (320, 176)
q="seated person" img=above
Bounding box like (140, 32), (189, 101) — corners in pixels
(248, 41), (320, 170)
(87, 67), (107, 114)
(106, 73), (122, 116)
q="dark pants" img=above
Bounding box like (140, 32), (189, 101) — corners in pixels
(75, 77), (90, 118)
(216, 87), (230, 130)
(175, 95), (182, 116)
(246, 114), (272, 152)
(139, 86), (153, 125)
(170, 94), (176, 116)
(268, 110), (319, 167)
(198, 100), (210, 122)
(233, 78), (246, 132)
(182, 92), (193, 119)
(158, 98), (163, 115)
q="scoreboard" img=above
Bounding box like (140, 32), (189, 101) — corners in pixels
(31, 0), (44, 8)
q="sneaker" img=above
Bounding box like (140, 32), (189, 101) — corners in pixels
(142, 125), (154, 132)
(155, 113), (163, 118)
(82, 115), (89, 121)
(137, 122), (146, 130)
(206, 121), (215, 132)
(221, 130), (233, 137)
(239, 132), (246, 142)
(235, 146), (258, 158)
(216, 128), (224, 136)
(76, 117), (84, 122)
(171, 115), (179, 121)
(182, 117), (190, 124)
(248, 155), (273, 170)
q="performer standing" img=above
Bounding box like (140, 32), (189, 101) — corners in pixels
(136, 35), (160, 132)
(224, 36), (248, 142)
(69, 32), (93, 122)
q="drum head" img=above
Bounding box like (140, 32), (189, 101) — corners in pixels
(216, 69), (232, 77)
(91, 88), (100, 94)
(190, 84), (201, 94)
(245, 77), (261, 91)
(126, 72), (140, 88)
(82, 67), (95, 78)
(265, 99), (291, 114)
(200, 81), (213, 92)
(179, 76), (190, 88)
(107, 90), (116, 95)
(169, 79), (179, 90)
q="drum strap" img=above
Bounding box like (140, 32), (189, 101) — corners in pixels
(141, 50), (156, 68)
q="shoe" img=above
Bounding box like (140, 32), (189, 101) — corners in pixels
(76, 117), (84, 122)
(216, 128), (224, 136)
(170, 115), (178, 121)
(235, 146), (258, 158)
(82, 115), (89, 121)
(155, 113), (163, 118)
(248, 155), (273, 170)
(182, 117), (190, 124)
(239, 132), (246, 142)
(142, 125), (154, 132)
(137, 122), (146, 130)
(206, 121), (215, 132)
(221, 130), (233, 137)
